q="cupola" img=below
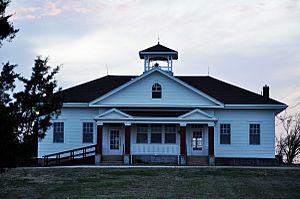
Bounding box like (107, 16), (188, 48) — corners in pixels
(139, 42), (178, 74)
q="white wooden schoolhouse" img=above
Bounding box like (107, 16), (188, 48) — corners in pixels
(39, 43), (287, 166)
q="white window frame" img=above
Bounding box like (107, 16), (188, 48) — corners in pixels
(151, 83), (162, 99)
(150, 125), (163, 143)
(53, 122), (64, 143)
(135, 124), (178, 144)
(164, 125), (177, 144)
(82, 122), (94, 143)
(249, 123), (260, 145)
(220, 123), (231, 144)
(109, 128), (121, 150)
(136, 124), (148, 144)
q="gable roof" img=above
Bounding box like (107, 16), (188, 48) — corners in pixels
(89, 68), (223, 106)
(178, 76), (284, 105)
(57, 76), (133, 103)
(57, 74), (285, 105)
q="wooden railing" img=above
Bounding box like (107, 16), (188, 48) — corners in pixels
(43, 144), (96, 166)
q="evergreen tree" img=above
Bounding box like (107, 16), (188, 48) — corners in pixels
(0, 1), (62, 167)
(15, 57), (62, 158)
(0, 63), (18, 167)
(0, 0), (19, 47)
(0, 0), (19, 168)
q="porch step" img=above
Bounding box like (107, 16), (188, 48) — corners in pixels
(101, 155), (123, 165)
(187, 156), (209, 165)
(102, 155), (123, 161)
(101, 161), (124, 166)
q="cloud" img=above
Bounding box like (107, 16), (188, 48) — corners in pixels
(9, 0), (132, 20)
(41, 1), (62, 16)
(3, 0), (300, 116)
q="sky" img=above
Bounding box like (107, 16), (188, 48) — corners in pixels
(1, 0), (300, 117)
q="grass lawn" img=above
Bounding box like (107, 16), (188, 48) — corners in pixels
(0, 167), (299, 198)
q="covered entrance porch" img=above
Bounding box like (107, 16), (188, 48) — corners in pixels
(94, 108), (217, 165)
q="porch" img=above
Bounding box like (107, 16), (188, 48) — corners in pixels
(94, 108), (216, 165)
(95, 123), (215, 165)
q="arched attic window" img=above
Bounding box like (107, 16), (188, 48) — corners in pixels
(152, 83), (162, 99)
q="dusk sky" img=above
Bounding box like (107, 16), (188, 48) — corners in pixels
(1, 0), (300, 116)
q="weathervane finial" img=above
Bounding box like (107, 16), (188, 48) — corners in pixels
(158, 35), (160, 44)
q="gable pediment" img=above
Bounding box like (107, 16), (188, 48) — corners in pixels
(95, 108), (132, 120)
(179, 109), (216, 121)
(90, 68), (223, 107)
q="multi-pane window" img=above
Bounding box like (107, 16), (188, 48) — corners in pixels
(110, 130), (120, 150)
(53, 122), (64, 143)
(165, 125), (176, 144)
(220, 124), (231, 144)
(192, 131), (203, 150)
(151, 125), (162, 143)
(152, 83), (162, 99)
(83, 122), (93, 143)
(136, 125), (148, 143)
(249, 124), (260, 145)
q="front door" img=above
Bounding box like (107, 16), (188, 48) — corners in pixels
(191, 130), (203, 155)
(109, 129), (122, 155)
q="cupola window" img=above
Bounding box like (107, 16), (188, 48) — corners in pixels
(152, 83), (162, 99)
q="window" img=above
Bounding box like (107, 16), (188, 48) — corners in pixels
(110, 130), (120, 149)
(83, 122), (93, 143)
(220, 124), (231, 144)
(136, 125), (148, 143)
(192, 131), (203, 150)
(53, 122), (64, 143)
(249, 124), (260, 145)
(152, 83), (162, 99)
(151, 125), (162, 143)
(165, 125), (176, 144)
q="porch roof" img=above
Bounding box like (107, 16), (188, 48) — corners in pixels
(122, 110), (189, 117)
(95, 108), (217, 126)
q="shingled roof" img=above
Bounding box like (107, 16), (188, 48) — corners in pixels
(139, 43), (178, 59)
(57, 75), (285, 105)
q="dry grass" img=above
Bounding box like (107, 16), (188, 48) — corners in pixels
(0, 167), (299, 198)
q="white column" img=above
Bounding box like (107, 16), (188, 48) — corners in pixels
(144, 56), (147, 72)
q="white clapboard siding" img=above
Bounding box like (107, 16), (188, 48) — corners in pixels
(214, 110), (275, 158)
(38, 108), (99, 158)
(95, 72), (217, 106)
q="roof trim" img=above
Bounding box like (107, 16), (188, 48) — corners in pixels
(139, 52), (178, 55)
(89, 68), (224, 107)
(95, 108), (133, 120)
(63, 103), (89, 107)
(179, 109), (217, 120)
(89, 104), (223, 108)
(225, 104), (288, 115)
(224, 104), (288, 109)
